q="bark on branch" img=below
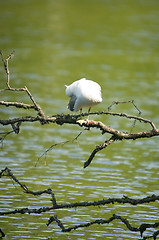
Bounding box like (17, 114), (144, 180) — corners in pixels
(47, 214), (159, 239)
(0, 167), (159, 239)
(0, 50), (159, 167)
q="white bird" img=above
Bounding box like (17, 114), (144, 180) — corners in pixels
(65, 78), (102, 112)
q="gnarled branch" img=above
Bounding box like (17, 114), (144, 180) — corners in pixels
(1, 50), (159, 167)
(0, 167), (159, 239)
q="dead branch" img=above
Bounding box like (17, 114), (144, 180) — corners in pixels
(1, 112), (159, 166)
(0, 51), (45, 117)
(36, 130), (84, 166)
(108, 100), (142, 115)
(1, 167), (159, 211)
(0, 113), (158, 137)
(0, 85), (45, 117)
(0, 50), (15, 89)
(84, 136), (116, 168)
(147, 230), (159, 240)
(0, 167), (158, 238)
(0, 228), (5, 238)
(46, 214), (159, 237)
(1, 51), (159, 167)
(0, 100), (36, 109)
(1, 51), (158, 239)
(1, 193), (158, 215)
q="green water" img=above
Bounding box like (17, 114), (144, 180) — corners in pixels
(0, 0), (159, 239)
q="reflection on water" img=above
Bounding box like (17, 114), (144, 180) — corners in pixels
(0, 0), (159, 239)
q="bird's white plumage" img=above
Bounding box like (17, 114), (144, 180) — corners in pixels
(65, 78), (102, 112)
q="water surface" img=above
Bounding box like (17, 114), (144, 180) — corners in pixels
(0, 0), (159, 239)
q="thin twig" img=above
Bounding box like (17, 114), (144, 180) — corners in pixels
(0, 50), (15, 89)
(0, 51), (45, 117)
(35, 130), (84, 166)
(108, 100), (142, 115)
(0, 130), (14, 146)
(6, 51), (15, 89)
(24, 86), (45, 117)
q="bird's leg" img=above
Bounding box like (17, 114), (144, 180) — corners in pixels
(84, 107), (91, 130)
(84, 107), (91, 121)
(77, 107), (90, 130)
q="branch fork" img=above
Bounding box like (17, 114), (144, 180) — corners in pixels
(0, 50), (159, 169)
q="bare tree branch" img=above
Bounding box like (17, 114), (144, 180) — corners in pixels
(1, 113), (158, 135)
(0, 228), (5, 238)
(0, 51), (45, 117)
(1, 167), (159, 211)
(0, 167), (158, 238)
(47, 214), (159, 236)
(108, 99), (142, 114)
(0, 51), (159, 238)
(1, 50), (159, 166)
(36, 130), (84, 166)
(0, 50), (15, 89)
(84, 136), (116, 168)
(0, 100), (35, 109)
